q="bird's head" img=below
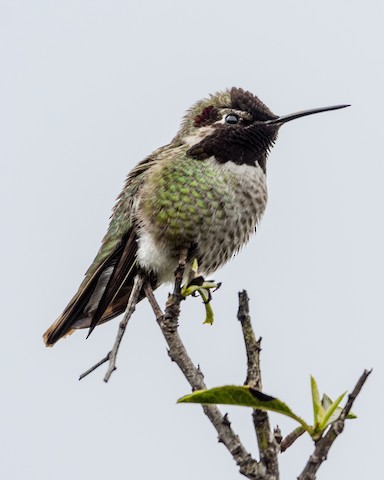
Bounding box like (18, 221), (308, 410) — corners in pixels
(174, 87), (349, 173)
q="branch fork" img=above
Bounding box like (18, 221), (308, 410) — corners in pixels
(79, 254), (370, 480)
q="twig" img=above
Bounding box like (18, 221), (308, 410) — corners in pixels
(78, 353), (110, 380)
(143, 260), (265, 480)
(237, 291), (279, 477)
(79, 274), (144, 382)
(298, 369), (372, 480)
(280, 427), (305, 453)
(163, 248), (188, 329)
(237, 291), (262, 388)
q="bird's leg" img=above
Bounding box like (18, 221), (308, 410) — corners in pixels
(181, 259), (221, 325)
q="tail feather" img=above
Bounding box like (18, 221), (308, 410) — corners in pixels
(43, 228), (139, 347)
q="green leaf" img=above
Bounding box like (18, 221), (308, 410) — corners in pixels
(180, 284), (216, 324)
(320, 391), (346, 428)
(321, 393), (357, 424)
(311, 375), (325, 427)
(178, 385), (311, 432)
(203, 298), (214, 325)
(180, 256), (218, 325)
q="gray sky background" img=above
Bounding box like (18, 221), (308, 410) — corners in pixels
(1, 1), (382, 478)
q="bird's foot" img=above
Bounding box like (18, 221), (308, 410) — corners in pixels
(181, 259), (221, 325)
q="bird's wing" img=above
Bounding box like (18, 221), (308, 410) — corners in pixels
(43, 154), (159, 347)
(86, 227), (139, 337)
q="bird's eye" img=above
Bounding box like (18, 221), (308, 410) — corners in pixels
(225, 114), (240, 125)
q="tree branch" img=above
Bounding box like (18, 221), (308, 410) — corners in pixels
(237, 291), (279, 477)
(144, 259), (267, 479)
(280, 427), (305, 453)
(298, 369), (372, 480)
(76, 250), (370, 480)
(237, 291), (262, 389)
(79, 274), (144, 382)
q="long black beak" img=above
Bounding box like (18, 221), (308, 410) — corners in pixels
(265, 104), (350, 126)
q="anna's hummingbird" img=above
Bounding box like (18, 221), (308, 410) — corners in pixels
(43, 88), (348, 346)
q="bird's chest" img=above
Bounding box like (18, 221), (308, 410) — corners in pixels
(138, 157), (267, 259)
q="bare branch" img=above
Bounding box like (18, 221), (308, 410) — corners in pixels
(144, 263), (267, 479)
(76, 248), (369, 480)
(78, 353), (110, 381)
(238, 290), (279, 477)
(298, 369), (372, 480)
(79, 274), (144, 382)
(280, 427), (305, 453)
(237, 291), (262, 388)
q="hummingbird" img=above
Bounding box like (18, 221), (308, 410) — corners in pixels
(43, 88), (349, 346)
